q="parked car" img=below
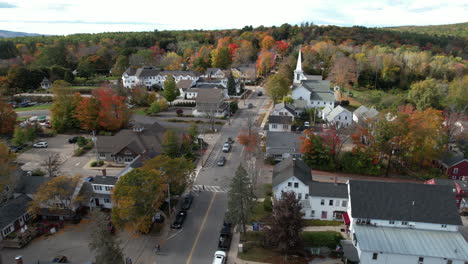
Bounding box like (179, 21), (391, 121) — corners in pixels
(212, 251), (226, 264)
(218, 222), (232, 250)
(19, 102), (30, 107)
(28, 101), (38, 106)
(248, 103), (254, 109)
(33, 141), (48, 148)
(171, 210), (187, 229)
(8, 102), (17, 108)
(304, 121), (310, 127)
(226, 137), (234, 144)
(68, 136), (80, 143)
(181, 194), (194, 210)
(51, 255), (68, 263)
(8, 145), (22, 153)
(222, 143), (231, 153)
(217, 156), (226, 166)
(153, 212), (165, 223)
(85, 176), (94, 182)
(257, 91), (263, 96)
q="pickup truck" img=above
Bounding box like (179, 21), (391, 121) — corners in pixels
(217, 222), (232, 251)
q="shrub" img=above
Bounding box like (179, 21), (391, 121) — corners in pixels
(76, 136), (87, 147)
(31, 168), (45, 176)
(90, 161), (97, 167)
(83, 140), (94, 150)
(74, 148), (85, 156)
(147, 100), (161, 115)
(340, 100), (350, 106)
(176, 109), (183, 116)
(97, 160), (104, 166)
(263, 196), (272, 212)
(263, 184), (273, 197)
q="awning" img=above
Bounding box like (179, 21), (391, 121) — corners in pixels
(343, 212), (350, 225)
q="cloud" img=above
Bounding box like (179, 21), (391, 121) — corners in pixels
(0, 2), (16, 8)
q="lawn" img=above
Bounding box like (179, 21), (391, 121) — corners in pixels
(238, 245), (280, 262)
(303, 219), (343, 227)
(249, 201), (272, 223)
(15, 104), (52, 112)
(133, 107), (147, 115)
(301, 231), (343, 248)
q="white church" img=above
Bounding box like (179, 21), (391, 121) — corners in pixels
(291, 50), (336, 109)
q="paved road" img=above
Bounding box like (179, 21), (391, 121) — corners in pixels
(16, 109), (51, 117)
(155, 87), (269, 264)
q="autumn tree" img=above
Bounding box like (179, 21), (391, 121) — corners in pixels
(227, 165), (254, 233)
(446, 76), (468, 113)
(29, 175), (81, 214)
(192, 45), (212, 72)
(300, 130), (333, 170)
(131, 85), (149, 106)
(162, 75), (179, 104)
(75, 96), (99, 131)
(211, 47), (232, 69)
(265, 74), (289, 103)
(256, 51), (275, 76)
(187, 123), (199, 142)
(51, 80), (79, 132)
(266, 191), (304, 255)
(89, 211), (125, 264)
(237, 132), (259, 153)
(94, 87), (131, 131)
(161, 52), (183, 70)
(111, 55), (129, 76)
(260, 35), (275, 50)
(42, 153), (62, 177)
(143, 155), (195, 195)
(0, 141), (16, 201)
(233, 40), (255, 66)
(162, 130), (180, 158)
(408, 78), (445, 110)
(0, 99), (17, 135)
(112, 168), (165, 233)
(328, 56), (357, 95)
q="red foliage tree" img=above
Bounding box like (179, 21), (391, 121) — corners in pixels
(237, 132), (259, 153)
(75, 96), (99, 131)
(228, 43), (239, 57)
(94, 87), (131, 131)
(0, 99), (17, 135)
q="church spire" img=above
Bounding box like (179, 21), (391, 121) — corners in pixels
(295, 48), (303, 72)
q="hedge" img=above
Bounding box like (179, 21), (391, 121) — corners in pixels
(301, 231), (343, 248)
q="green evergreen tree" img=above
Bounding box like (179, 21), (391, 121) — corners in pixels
(227, 165), (254, 233)
(162, 130), (179, 158)
(227, 73), (236, 96)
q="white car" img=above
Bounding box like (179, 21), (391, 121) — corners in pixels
(33, 141), (48, 148)
(212, 251), (226, 264)
(222, 143), (231, 153)
(304, 121), (310, 127)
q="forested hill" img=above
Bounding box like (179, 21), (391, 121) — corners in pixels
(0, 30), (42, 38)
(385, 22), (468, 39)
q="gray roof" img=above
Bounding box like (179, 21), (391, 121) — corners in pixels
(309, 181), (348, 198)
(324, 106), (351, 121)
(14, 174), (52, 195)
(79, 182), (111, 201)
(440, 151), (466, 167)
(160, 71), (197, 77)
(349, 180), (462, 225)
(268, 115), (293, 125)
(304, 75), (323, 81)
(274, 103), (295, 114)
(354, 225), (468, 260)
(432, 179), (468, 192)
(97, 122), (166, 155)
(0, 194), (32, 229)
(292, 100), (308, 109)
(206, 68), (223, 75)
(272, 157), (312, 187)
(135, 67), (160, 78)
(92, 176), (118, 185)
(196, 88), (224, 104)
(265, 131), (302, 155)
(340, 240), (359, 262)
(300, 80), (331, 92)
(354, 105), (379, 120)
(177, 80), (193, 89)
(311, 91), (336, 102)
(124, 67), (137, 76)
(353, 105), (369, 118)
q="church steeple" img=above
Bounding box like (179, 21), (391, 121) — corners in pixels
(293, 48), (304, 84)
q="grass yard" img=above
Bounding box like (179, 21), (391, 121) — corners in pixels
(17, 116), (30, 121)
(303, 219), (343, 226)
(249, 201), (272, 223)
(133, 107), (147, 115)
(238, 245), (280, 262)
(15, 104), (52, 112)
(301, 231), (343, 248)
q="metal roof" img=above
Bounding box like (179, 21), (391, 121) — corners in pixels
(354, 225), (468, 260)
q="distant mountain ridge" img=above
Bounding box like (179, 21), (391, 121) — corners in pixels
(384, 22), (468, 39)
(0, 30), (43, 38)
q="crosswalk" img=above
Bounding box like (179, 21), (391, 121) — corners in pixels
(192, 185), (229, 193)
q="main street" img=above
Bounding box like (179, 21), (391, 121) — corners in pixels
(156, 87), (269, 264)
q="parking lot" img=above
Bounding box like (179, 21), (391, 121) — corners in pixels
(16, 134), (122, 178)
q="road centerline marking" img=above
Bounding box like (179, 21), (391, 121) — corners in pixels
(185, 192), (217, 264)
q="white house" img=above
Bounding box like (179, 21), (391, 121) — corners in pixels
(293, 50), (323, 85)
(122, 67), (199, 89)
(268, 115), (293, 132)
(192, 88), (228, 118)
(0, 195), (33, 240)
(272, 158), (348, 220)
(40, 77), (51, 89)
(83, 176), (117, 209)
(203, 68), (227, 79)
(345, 180), (468, 264)
(322, 106), (352, 128)
(353, 105), (379, 124)
(271, 103), (296, 120)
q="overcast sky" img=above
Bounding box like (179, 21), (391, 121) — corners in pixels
(0, 0), (467, 35)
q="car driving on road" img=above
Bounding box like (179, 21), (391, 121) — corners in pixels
(217, 156), (226, 166)
(171, 210), (187, 229)
(33, 141), (48, 148)
(222, 143), (231, 152)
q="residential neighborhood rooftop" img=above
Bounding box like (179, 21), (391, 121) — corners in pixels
(0, 194), (32, 230)
(268, 115), (293, 125)
(265, 131), (302, 155)
(273, 157), (312, 187)
(349, 180), (462, 225)
(308, 181), (348, 199)
(92, 176), (118, 185)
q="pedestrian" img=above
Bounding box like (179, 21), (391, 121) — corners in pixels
(203, 185), (205, 190)
(155, 243), (160, 253)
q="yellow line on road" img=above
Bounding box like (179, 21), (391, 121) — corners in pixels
(185, 192), (217, 264)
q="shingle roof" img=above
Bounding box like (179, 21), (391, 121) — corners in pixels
(274, 103), (295, 114)
(97, 122), (166, 155)
(309, 181), (348, 198)
(340, 240), (359, 262)
(433, 179), (468, 192)
(14, 174), (52, 195)
(268, 115), (293, 125)
(92, 176), (118, 185)
(160, 71), (197, 77)
(440, 151), (466, 167)
(124, 67), (137, 76)
(0, 194), (32, 229)
(300, 80), (331, 92)
(177, 80), (193, 89)
(354, 225), (468, 260)
(304, 75), (322, 81)
(310, 91), (335, 102)
(354, 105), (379, 120)
(265, 131), (303, 155)
(292, 100), (308, 109)
(135, 67), (160, 78)
(272, 157), (312, 187)
(196, 88), (224, 104)
(349, 180), (462, 225)
(324, 106), (351, 121)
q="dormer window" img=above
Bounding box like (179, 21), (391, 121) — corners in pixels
(441, 224), (447, 228)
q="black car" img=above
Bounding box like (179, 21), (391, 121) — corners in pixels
(171, 210), (187, 229)
(181, 195), (193, 210)
(257, 91), (263, 96)
(8, 145), (22, 153)
(227, 137), (234, 144)
(68, 136), (80, 144)
(217, 156), (226, 166)
(51, 255), (68, 263)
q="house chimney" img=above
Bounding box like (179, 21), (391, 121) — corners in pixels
(15, 256), (23, 264)
(102, 169), (107, 177)
(334, 176), (338, 185)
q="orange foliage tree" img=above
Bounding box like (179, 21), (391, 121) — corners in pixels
(0, 99), (17, 135)
(94, 87), (131, 131)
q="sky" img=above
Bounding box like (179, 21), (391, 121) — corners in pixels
(0, 0), (467, 35)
